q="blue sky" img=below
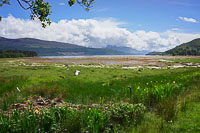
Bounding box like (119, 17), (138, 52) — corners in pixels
(0, 0), (200, 51)
(1, 0), (199, 33)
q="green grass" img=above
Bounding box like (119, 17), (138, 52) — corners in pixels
(0, 58), (200, 132)
(0, 59), (197, 105)
(0, 102), (146, 132)
(171, 58), (200, 63)
(124, 73), (200, 133)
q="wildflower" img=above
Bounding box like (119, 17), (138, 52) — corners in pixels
(27, 100), (31, 104)
(34, 109), (39, 114)
(173, 81), (176, 84)
(89, 108), (91, 111)
(29, 110), (32, 113)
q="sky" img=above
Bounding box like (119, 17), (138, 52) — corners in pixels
(0, 0), (200, 52)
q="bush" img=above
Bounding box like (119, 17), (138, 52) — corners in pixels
(0, 102), (146, 132)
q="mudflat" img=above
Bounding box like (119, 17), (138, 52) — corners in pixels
(20, 56), (200, 67)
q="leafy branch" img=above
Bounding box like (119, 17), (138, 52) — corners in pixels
(0, 0), (95, 27)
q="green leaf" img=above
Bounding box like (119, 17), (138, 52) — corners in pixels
(68, 0), (76, 6)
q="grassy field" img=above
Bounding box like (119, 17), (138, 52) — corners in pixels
(171, 57), (200, 63)
(0, 57), (200, 132)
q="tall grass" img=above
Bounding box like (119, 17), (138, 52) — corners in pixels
(0, 60), (200, 132)
(0, 102), (146, 132)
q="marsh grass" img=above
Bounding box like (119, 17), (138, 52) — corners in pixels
(171, 58), (200, 63)
(0, 60), (198, 106)
(126, 72), (200, 132)
(0, 59), (200, 132)
(0, 102), (146, 133)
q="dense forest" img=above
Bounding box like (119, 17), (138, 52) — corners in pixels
(0, 50), (37, 58)
(146, 38), (200, 56)
(165, 38), (200, 56)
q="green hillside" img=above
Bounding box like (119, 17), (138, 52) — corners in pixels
(0, 37), (125, 56)
(165, 38), (200, 56)
(106, 45), (149, 55)
(146, 51), (164, 55)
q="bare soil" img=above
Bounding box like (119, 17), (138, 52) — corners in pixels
(22, 56), (200, 67)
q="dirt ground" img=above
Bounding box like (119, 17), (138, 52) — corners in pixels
(21, 56), (200, 67)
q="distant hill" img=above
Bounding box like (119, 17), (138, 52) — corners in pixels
(165, 38), (200, 56)
(106, 45), (149, 55)
(0, 50), (37, 58)
(146, 38), (200, 56)
(0, 37), (125, 56)
(146, 51), (164, 56)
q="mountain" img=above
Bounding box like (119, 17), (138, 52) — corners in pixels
(106, 45), (149, 55)
(0, 37), (125, 56)
(146, 38), (200, 56)
(165, 38), (200, 56)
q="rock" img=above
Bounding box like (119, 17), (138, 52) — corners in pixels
(36, 96), (46, 105)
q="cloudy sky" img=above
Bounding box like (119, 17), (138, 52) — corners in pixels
(0, 0), (200, 52)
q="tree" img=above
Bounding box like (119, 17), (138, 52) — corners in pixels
(0, 0), (94, 27)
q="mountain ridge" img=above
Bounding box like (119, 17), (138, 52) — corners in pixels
(0, 37), (127, 56)
(106, 45), (149, 55)
(165, 38), (200, 56)
(146, 38), (200, 56)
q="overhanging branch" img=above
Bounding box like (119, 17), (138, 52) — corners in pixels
(17, 0), (32, 10)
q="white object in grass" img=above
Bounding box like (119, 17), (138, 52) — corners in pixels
(16, 87), (21, 92)
(75, 70), (80, 76)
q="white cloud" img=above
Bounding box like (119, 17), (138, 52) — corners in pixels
(171, 28), (179, 31)
(178, 16), (198, 23)
(0, 15), (200, 52)
(169, 1), (200, 7)
(58, 3), (65, 6)
(162, 30), (200, 44)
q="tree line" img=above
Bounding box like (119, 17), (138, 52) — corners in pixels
(166, 47), (200, 56)
(0, 50), (37, 58)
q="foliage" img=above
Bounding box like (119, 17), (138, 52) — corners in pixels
(165, 38), (200, 56)
(0, 50), (37, 58)
(0, 102), (145, 132)
(0, 0), (95, 27)
(106, 102), (146, 126)
(30, 0), (52, 28)
(0, 59), (200, 132)
(0, 0), (9, 7)
(129, 75), (200, 132)
(0, 0), (10, 21)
